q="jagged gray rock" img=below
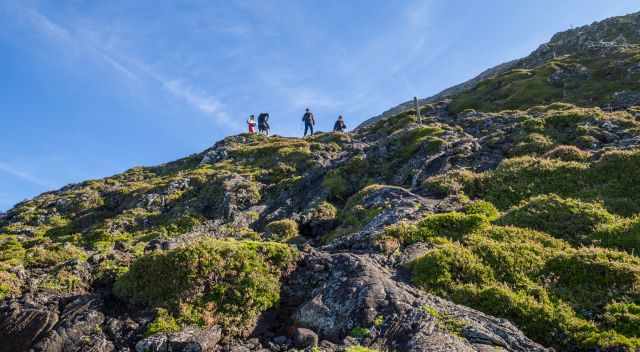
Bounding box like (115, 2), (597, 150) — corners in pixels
(284, 249), (548, 352)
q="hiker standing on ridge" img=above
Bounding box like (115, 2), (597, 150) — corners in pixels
(258, 113), (270, 136)
(302, 108), (315, 137)
(333, 115), (346, 132)
(247, 115), (257, 134)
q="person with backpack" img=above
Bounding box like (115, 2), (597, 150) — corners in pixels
(258, 113), (270, 136)
(302, 108), (315, 137)
(247, 115), (257, 134)
(333, 115), (346, 132)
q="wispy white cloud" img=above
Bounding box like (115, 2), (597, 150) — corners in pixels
(19, 7), (140, 80)
(12, 5), (234, 128)
(163, 79), (232, 124)
(0, 162), (52, 188)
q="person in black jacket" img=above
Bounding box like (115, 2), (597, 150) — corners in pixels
(258, 113), (270, 136)
(302, 108), (315, 137)
(333, 115), (346, 132)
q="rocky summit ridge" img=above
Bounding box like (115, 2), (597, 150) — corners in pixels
(360, 10), (640, 129)
(3, 10), (640, 352)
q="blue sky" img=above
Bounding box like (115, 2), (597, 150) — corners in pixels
(1, 0), (638, 211)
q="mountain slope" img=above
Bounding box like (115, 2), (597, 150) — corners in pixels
(3, 11), (640, 352)
(360, 11), (640, 128)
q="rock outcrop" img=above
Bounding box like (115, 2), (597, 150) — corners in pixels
(3, 10), (640, 352)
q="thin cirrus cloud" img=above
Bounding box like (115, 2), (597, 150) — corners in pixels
(13, 5), (234, 129)
(163, 79), (232, 126)
(0, 162), (53, 188)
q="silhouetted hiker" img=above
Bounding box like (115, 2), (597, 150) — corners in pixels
(302, 108), (315, 137)
(258, 113), (270, 135)
(247, 115), (256, 134)
(333, 115), (346, 132)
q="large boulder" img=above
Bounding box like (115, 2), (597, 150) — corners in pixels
(0, 294), (59, 352)
(135, 326), (222, 352)
(283, 249), (549, 352)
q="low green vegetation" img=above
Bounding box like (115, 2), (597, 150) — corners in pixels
(264, 219), (299, 242)
(389, 206), (640, 350)
(543, 145), (592, 161)
(38, 268), (84, 294)
(323, 154), (373, 202)
(389, 125), (446, 160)
(427, 148), (640, 217)
(498, 194), (616, 245)
(114, 239), (296, 333)
(449, 48), (640, 113)
(350, 326), (371, 338)
(345, 346), (378, 352)
(0, 271), (21, 300)
(420, 305), (467, 335)
(323, 185), (389, 242)
(304, 201), (338, 223)
(145, 308), (181, 337)
(384, 201), (493, 245)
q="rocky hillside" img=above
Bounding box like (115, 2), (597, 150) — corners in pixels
(361, 11), (640, 128)
(3, 11), (640, 352)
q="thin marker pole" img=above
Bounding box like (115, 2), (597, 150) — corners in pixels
(414, 96), (422, 125)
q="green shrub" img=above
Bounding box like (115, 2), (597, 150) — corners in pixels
(383, 210), (490, 246)
(39, 269), (84, 294)
(595, 216), (640, 253)
(350, 326), (371, 338)
(323, 170), (350, 201)
(373, 315), (384, 327)
(306, 201), (338, 221)
(383, 222), (421, 245)
(408, 209), (640, 350)
(0, 237), (25, 265)
(323, 185), (389, 243)
(415, 212), (489, 242)
(323, 155), (372, 201)
(145, 308), (181, 337)
(543, 145), (591, 161)
(410, 241), (494, 293)
(265, 219), (299, 242)
(391, 126), (445, 160)
(0, 271), (21, 299)
(24, 243), (87, 268)
(467, 227), (565, 285)
(498, 194), (616, 245)
(510, 133), (555, 156)
(114, 239), (296, 332)
(603, 302), (640, 337)
(463, 200), (500, 221)
(542, 248), (640, 311)
(452, 283), (602, 348)
(345, 346), (378, 352)
(470, 149), (640, 216)
(422, 170), (480, 199)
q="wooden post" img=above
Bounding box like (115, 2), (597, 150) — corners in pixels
(414, 96), (422, 125)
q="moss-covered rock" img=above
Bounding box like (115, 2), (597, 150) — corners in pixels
(323, 154), (372, 202)
(409, 240), (495, 292)
(114, 239), (296, 333)
(264, 219), (299, 242)
(145, 308), (181, 337)
(498, 194), (616, 245)
(462, 149), (640, 216)
(543, 145), (592, 161)
(404, 209), (640, 350)
(595, 216), (640, 253)
(448, 48), (640, 114)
